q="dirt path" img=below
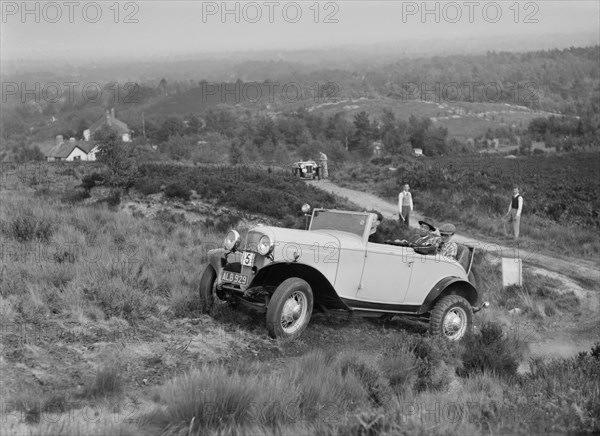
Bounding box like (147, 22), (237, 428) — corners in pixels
(308, 180), (600, 286)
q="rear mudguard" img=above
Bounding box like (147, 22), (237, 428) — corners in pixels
(418, 276), (479, 314)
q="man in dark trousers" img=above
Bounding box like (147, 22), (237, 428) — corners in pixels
(503, 186), (523, 240)
(398, 184), (413, 227)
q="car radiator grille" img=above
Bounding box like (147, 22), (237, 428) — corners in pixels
(244, 231), (262, 252)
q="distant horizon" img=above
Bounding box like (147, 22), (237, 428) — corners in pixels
(1, 30), (598, 69)
(2, 0), (598, 65)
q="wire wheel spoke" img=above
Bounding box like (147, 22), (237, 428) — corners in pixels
(280, 292), (306, 332)
(443, 308), (466, 339)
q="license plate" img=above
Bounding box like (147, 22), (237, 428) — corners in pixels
(221, 270), (248, 285)
(241, 251), (255, 267)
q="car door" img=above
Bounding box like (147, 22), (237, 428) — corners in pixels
(356, 243), (414, 304)
(403, 253), (466, 305)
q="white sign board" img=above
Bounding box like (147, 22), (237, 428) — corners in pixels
(502, 257), (522, 287)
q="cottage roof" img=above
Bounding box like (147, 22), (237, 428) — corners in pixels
(88, 112), (130, 136)
(45, 141), (95, 158)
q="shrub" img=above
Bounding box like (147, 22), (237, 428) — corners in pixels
(460, 322), (522, 379)
(81, 172), (106, 191)
(106, 189), (121, 207)
(164, 182), (191, 201)
(409, 334), (457, 392)
(61, 189), (90, 204)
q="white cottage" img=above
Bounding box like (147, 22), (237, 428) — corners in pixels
(45, 136), (99, 161)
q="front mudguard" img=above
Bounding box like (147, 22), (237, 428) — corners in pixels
(207, 248), (241, 272)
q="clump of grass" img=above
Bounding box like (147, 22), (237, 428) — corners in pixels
(379, 343), (418, 397)
(338, 352), (393, 408)
(380, 332), (460, 394)
(4, 209), (54, 243)
(77, 364), (123, 399)
(147, 365), (287, 433)
(459, 322), (522, 379)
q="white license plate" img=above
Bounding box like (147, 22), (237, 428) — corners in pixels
(241, 251), (255, 267)
(221, 271), (248, 285)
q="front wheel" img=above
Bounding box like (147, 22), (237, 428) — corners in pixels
(199, 266), (217, 314)
(429, 295), (473, 341)
(266, 278), (313, 340)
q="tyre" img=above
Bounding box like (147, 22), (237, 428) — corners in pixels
(429, 295), (473, 341)
(199, 266), (237, 314)
(199, 265), (217, 314)
(266, 278), (313, 340)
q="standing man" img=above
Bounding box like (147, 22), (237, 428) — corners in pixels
(503, 186), (523, 239)
(319, 151), (328, 179)
(398, 184), (413, 227)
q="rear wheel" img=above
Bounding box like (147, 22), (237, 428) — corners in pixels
(266, 278), (313, 340)
(429, 295), (472, 341)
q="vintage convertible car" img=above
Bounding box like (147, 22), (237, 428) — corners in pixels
(199, 208), (488, 341)
(291, 160), (320, 179)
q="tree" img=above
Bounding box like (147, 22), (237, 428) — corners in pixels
(408, 115), (432, 150)
(380, 108), (410, 156)
(76, 118), (88, 139)
(253, 117), (279, 148)
(350, 111), (376, 156)
(184, 113), (202, 135)
(96, 130), (138, 190)
(325, 112), (353, 150)
(156, 117), (186, 143)
(159, 78), (168, 96)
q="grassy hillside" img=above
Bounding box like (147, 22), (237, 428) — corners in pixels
(1, 164), (598, 435)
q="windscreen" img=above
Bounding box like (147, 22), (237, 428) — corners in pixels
(310, 210), (369, 238)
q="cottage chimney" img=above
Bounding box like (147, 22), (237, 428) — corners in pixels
(56, 135), (63, 145)
(111, 108), (115, 118)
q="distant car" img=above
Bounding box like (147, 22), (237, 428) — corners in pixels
(291, 160), (320, 179)
(200, 209), (488, 341)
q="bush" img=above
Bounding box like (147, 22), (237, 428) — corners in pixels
(106, 189), (122, 207)
(164, 182), (191, 201)
(409, 334), (457, 392)
(460, 322), (522, 379)
(81, 172), (106, 191)
(61, 189), (90, 204)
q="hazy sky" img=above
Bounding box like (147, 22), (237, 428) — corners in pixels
(2, 1), (599, 61)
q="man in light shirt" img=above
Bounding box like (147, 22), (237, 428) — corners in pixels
(503, 186), (523, 240)
(398, 184), (413, 227)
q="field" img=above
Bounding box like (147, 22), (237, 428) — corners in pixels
(1, 162), (598, 435)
